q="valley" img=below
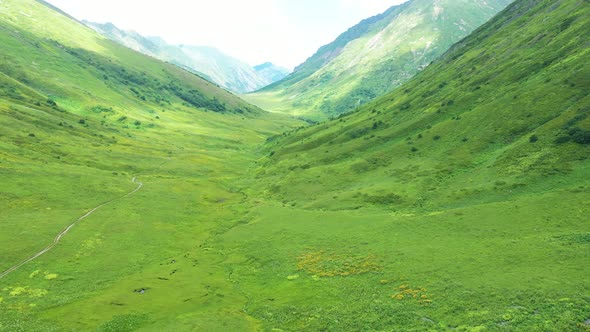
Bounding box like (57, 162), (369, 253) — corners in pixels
(0, 0), (589, 331)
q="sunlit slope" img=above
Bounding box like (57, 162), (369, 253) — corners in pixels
(246, 0), (512, 119)
(0, 0), (303, 330)
(219, 0), (590, 330)
(261, 0), (590, 211)
(1, 0), (259, 116)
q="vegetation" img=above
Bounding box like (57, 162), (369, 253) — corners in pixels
(247, 0), (590, 329)
(0, 1), (301, 330)
(246, 0), (513, 119)
(0, 0), (589, 331)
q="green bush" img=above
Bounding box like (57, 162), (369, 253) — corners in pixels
(555, 127), (590, 145)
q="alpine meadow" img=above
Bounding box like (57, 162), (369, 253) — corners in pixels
(0, 0), (589, 331)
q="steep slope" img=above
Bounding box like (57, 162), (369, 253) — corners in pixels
(223, 0), (588, 330)
(0, 0), (303, 330)
(262, 0), (590, 211)
(84, 21), (289, 93)
(246, 0), (513, 119)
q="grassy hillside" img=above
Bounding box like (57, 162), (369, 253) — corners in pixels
(1, 0), (589, 330)
(232, 0), (590, 330)
(0, 0), (303, 330)
(246, 0), (513, 119)
(258, 0), (590, 212)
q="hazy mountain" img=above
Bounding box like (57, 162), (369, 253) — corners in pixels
(246, 0), (513, 118)
(254, 62), (290, 85)
(83, 21), (289, 93)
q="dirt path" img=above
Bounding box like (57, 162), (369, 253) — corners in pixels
(0, 177), (143, 280)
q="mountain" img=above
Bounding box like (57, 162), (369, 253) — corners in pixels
(246, 0), (513, 118)
(254, 62), (290, 84)
(2, 0), (589, 330)
(243, 0), (590, 329)
(0, 0), (302, 330)
(83, 21), (289, 93)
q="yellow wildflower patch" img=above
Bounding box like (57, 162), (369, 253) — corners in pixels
(6, 286), (48, 298)
(44, 273), (58, 280)
(391, 283), (432, 306)
(296, 250), (381, 278)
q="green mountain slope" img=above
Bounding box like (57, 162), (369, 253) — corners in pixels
(0, 0), (303, 330)
(230, 0), (589, 329)
(246, 0), (513, 119)
(84, 21), (289, 93)
(2, 0), (589, 330)
(260, 0), (590, 210)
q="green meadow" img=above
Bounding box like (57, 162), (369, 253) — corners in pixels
(1, 0), (590, 331)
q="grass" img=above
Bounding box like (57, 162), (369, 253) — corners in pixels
(0, 0), (301, 330)
(216, 192), (589, 330)
(1, 0), (590, 331)
(239, 0), (590, 329)
(245, 0), (513, 120)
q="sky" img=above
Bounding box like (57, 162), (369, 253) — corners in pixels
(45, 0), (408, 70)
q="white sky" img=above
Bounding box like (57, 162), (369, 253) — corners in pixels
(45, 0), (408, 70)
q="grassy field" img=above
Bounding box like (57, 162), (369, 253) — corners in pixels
(239, 0), (590, 330)
(0, 93), (301, 331)
(1, 0), (589, 331)
(0, 0), (302, 330)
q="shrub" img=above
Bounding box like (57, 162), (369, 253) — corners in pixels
(529, 135), (539, 143)
(555, 136), (571, 144)
(555, 127), (590, 145)
(46, 98), (57, 107)
(571, 129), (590, 144)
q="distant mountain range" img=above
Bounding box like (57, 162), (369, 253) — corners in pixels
(246, 0), (513, 118)
(83, 21), (289, 93)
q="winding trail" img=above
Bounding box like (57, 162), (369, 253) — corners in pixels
(0, 177), (143, 280)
